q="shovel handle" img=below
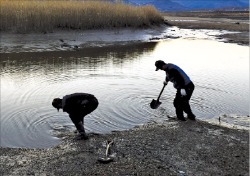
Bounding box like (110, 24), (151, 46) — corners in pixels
(157, 84), (166, 101)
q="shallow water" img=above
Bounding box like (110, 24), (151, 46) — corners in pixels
(1, 39), (249, 148)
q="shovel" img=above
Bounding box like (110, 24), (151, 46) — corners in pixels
(150, 84), (166, 109)
(98, 140), (114, 164)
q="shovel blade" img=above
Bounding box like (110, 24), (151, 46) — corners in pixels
(98, 157), (114, 164)
(150, 99), (162, 109)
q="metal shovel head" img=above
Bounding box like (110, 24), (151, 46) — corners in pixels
(98, 157), (114, 164)
(150, 99), (162, 109)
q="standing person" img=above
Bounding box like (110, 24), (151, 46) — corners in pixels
(155, 60), (196, 121)
(52, 93), (99, 139)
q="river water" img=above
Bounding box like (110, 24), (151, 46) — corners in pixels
(1, 37), (249, 148)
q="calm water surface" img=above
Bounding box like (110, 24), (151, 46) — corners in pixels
(1, 39), (249, 148)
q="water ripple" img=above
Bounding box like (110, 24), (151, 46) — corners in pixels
(1, 40), (249, 148)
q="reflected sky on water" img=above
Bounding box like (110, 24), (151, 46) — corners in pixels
(1, 39), (249, 148)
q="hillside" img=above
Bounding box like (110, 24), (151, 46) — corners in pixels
(122, 0), (249, 11)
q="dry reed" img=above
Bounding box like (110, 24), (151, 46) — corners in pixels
(0, 0), (164, 33)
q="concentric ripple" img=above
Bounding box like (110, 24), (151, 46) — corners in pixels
(1, 40), (249, 148)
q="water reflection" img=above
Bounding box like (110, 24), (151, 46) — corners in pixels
(1, 40), (249, 148)
(1, 42), (157, 74)
(1, 42), (158, 148)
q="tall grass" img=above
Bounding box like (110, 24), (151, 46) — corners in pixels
(0, 0), (164, 33)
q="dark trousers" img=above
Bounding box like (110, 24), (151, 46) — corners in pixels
(69, 98), (98, 135)
(173, 82), (195, 118)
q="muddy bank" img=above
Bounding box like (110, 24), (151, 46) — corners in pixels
(1, 11), (248, 54)
(163, 11), (249, 45)
(0, 119), (249, 176)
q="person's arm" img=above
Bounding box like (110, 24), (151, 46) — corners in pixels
(169, 68), (188, 96)
(63, 94), (83, 113)
(163, 73), (170, 85)
(165, 76), (169, 82)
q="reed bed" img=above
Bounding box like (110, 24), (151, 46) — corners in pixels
(0, 0), (164, 33)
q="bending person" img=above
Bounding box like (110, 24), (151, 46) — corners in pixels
(52, 93), (99, 139)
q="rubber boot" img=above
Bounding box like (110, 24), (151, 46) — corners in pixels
(75, 121), (89, 140)
(187, 113), (196, 120)
(176, 110), (186, 121)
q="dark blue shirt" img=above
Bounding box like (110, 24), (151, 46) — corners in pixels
(164, 63), (191, 89)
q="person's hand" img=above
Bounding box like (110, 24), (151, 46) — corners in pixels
(163, 81), (168, 85)
(180, 89), (187, 96)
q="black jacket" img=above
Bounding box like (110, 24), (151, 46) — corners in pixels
(62, 93), (97, 115)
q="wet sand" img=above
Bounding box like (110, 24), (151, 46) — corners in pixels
(0, 11), (249, 175)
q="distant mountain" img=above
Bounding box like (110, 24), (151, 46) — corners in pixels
(121, 0), (249, 11)
(122, 0), (188, 11)
(172, 0), (249, 10)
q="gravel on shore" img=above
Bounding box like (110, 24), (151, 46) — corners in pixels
(0, 119), (249, 176)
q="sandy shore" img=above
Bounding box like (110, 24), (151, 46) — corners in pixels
(0, 11), (249, 175)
